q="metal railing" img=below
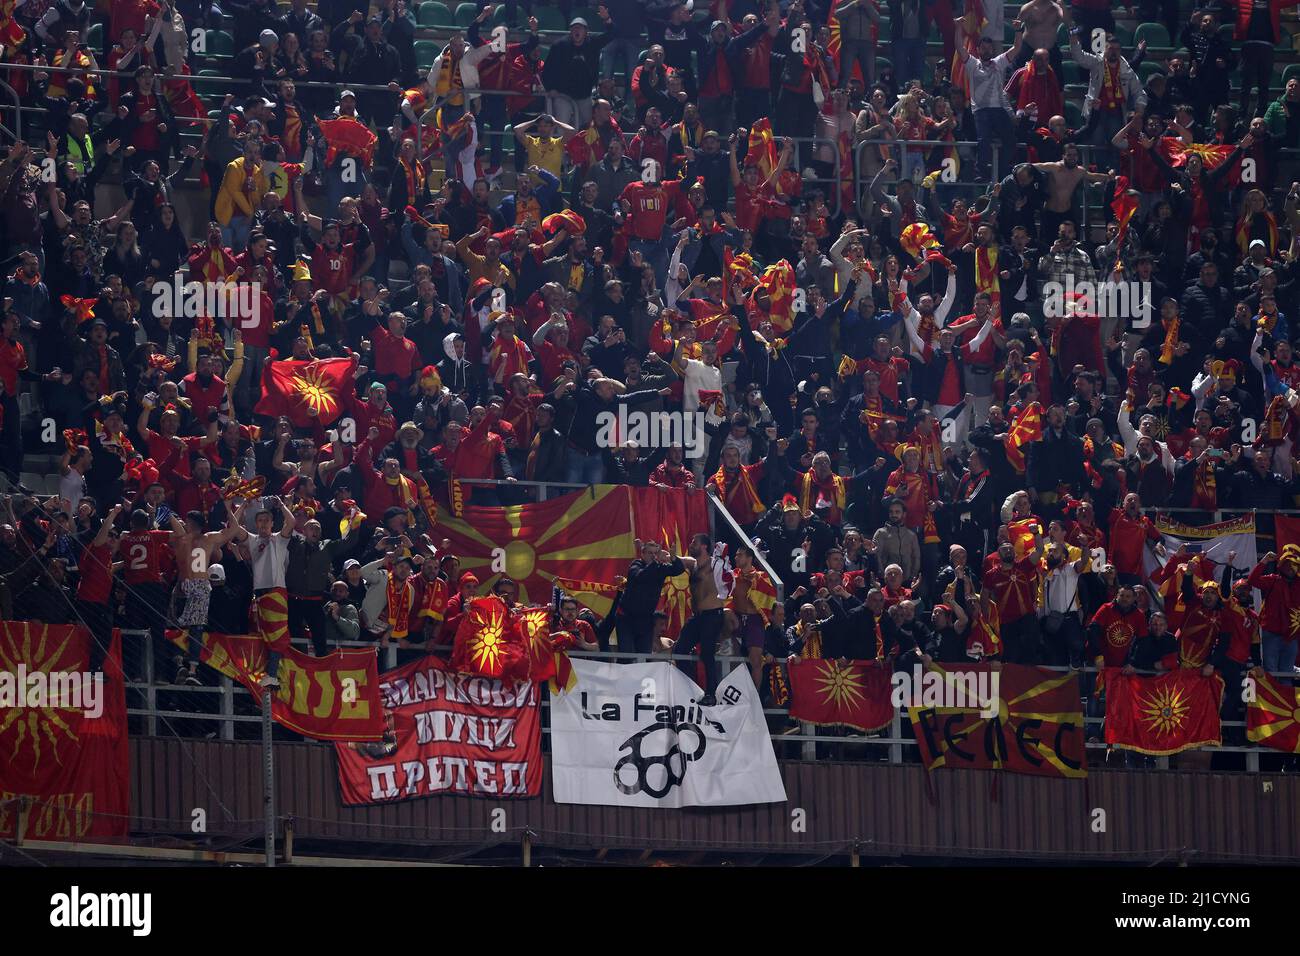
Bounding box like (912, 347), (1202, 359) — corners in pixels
(111, 620), (1290, 772)
(854, 137), (990, 221)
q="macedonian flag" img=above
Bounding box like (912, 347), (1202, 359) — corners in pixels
(256, 355), (358, 428)
(435, 486), (708, 626)
(1246, 669), (1300, 753)
(1157, 139), (1240, 185)
(787, 659), (893, 732)
(1105, 668), (1224, 756)
(907, 662), (1088, 778)
(451, 596), (530, 681)
(1004, 401), (1043, 474)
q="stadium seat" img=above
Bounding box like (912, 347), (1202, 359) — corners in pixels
(1114, 24), (1133, 48)
(1133, 22), (1171, 49)
(415, 39), (440, 70)
(206, 29), (235, 58)
(535, 6), (569, 32)
(1064, 101), (1083, 127)
(491, 4), (520, 26)
(86, 22), (103, 51)
(419, 1), (454, 28)
(1137, 60), (1164, 81)
(1060, 61), (1086, 85)
(454, 2), (479, 28)
(1056, 22), (1069, 47)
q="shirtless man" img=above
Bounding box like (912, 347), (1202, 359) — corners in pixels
(1017, 0), (1064, 73)
(668, 533), (728, 704)
(1032, 142), (1112, 243)
(170, 502), (244, 684)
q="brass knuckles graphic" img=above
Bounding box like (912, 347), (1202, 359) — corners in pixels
(613, 720), (707, 798)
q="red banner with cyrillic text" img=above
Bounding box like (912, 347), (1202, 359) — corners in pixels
(334, 654), (542, 805)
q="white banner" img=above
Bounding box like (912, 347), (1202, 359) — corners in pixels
(1140, 515), (1258, 609)
(550, 660), (787, 808)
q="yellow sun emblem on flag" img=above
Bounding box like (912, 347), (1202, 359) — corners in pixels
(466, 601), (510, 674)
(1138, 683), (1191, 736)
(291, 363), (341, 417)
(815, 661), (866, 712)
(1289, 607), (1300, 636)
(0, 624), (81, 770)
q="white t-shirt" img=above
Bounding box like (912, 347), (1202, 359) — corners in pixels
(249, 534), (290, 590)
(59, 469), (86, 512)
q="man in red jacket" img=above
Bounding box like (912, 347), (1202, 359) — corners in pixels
(1245, 546), (1300, 673)
(1107, 493), (1165, 585)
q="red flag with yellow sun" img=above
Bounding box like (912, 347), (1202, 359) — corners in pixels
(256, 355), (359, 428)
(452, 596), (531, 681)
(0, 623), (129, 840)
(787, 659), (893, 732)
(1105, 668), (1223, 756)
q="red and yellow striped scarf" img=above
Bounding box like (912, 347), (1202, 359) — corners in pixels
(798, 470), (846, 514)
(400, 156), (425, 202)
(712, 463), (765, 516)
(386, 573), (413, 638)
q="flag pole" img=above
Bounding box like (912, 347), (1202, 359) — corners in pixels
(262, 687), (276, 868)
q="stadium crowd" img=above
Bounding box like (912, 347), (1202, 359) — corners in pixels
(0, 0), (1298, 730)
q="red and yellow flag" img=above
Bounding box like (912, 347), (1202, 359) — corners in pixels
(1246, 669), (1300, 753)
(746, 118), (779, 183)
(1104, 668), (1224, 756)
(451, 595), (531, 681)
(908, 662), (1087, 778)
(1158, 139), (1241, 186)
(166, 629), (384, 741)
(0, 624), (129, 840)
(787, 659), (893, 732)
(755, 259), (797, 334)
(1004, 401), (1042, 474)
(318, 116), (378, 168)
(256, 355), (358, 428)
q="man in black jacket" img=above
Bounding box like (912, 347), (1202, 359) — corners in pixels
(616, 539), (686, 657)
(1025, 404), (1087, 520)
(541, 14), (614, 129)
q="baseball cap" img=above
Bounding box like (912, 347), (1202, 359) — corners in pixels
(339, 89), (356, 100)
(259, 28), (278, 45)
(570, 16), (588, 26)
(343, 558), (361, 571)
(1249, 239), (1266, 250)
(208, 563), (226, 583)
